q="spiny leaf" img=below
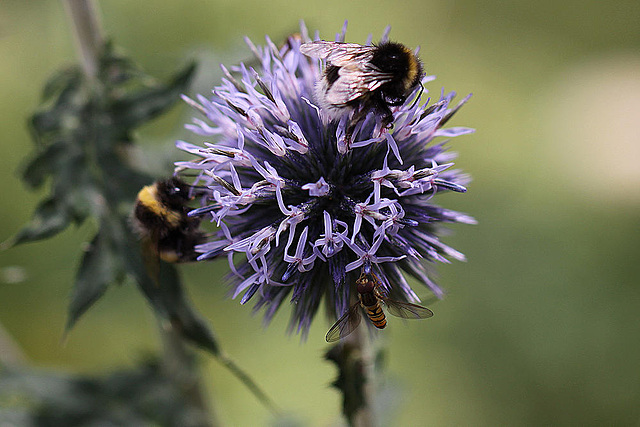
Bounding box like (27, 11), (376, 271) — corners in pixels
(97, 41), (144, 86)
(15, 45), (195, 249)
(11, 198), (72, 246)
(157, 263), (221, 356)
(21, 140), (69, 189)
(109, 62), (197, 130)
(30, 68), (85, 138)
(95, 148), (152, 203)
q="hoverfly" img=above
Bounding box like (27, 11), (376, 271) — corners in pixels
(325, 270), (434, 342)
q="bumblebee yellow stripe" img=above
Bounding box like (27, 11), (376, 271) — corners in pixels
(403, 45), (420, 90)
(137, 185), (182, 227)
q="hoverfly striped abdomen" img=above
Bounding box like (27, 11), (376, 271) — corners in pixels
(357, 273), (387, 329)
(364, 304), (387, 329)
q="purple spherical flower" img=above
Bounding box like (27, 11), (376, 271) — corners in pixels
(176, 22), (475, 337)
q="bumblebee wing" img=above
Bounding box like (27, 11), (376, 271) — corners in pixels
(383, 299), (434, 319)
(300, 41), (373, 65)
(325, 303), (363, 342)
(302, 41), (396, 106)
(324, 65), (394, 105)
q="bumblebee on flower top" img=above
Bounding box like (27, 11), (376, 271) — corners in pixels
(300, 39), (424, 144)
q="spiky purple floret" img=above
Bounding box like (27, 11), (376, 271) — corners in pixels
(176, 22), (475, 337)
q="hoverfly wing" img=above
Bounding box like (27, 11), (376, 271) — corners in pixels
(383, 299), (434, 320)
(325, 303), (363, 342)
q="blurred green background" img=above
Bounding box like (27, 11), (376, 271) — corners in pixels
(1, 0), (639, 425)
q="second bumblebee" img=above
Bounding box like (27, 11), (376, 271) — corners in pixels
(132, 177), (205, 263)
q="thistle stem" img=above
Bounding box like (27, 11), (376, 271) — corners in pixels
(63, 0), (104, 79)
(348, 326), (376, 427)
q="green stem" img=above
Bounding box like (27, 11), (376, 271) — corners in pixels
(348, 326), (376, 427)
(216, 353), (280, 413)
(62, 0), (104, 80)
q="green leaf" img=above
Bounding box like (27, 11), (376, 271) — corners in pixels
(97, 41), (144, 86)
(11, 198), (72, 246)
(126, 248), (221, 356)
(157, 262), (221, 355)
(30, 69), (85, 138)
(21, 140), (69, 189)
(109, 62), (197, 130)
(0, 360), (210, 426)
(41, 67), (83, 101)
(66, 230), (120, 332)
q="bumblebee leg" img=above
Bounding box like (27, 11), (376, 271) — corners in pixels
(376, 98), (395, 129)
(381, 109), (394, 129)
(345, 107), (369, 148)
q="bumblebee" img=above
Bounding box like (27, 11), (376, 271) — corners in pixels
(133, 177), (205, 263)
(325, 270), (434, 342)
(300, 40), (424, 136)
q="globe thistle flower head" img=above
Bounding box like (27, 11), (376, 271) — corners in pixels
(176, 22), (475, 337)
